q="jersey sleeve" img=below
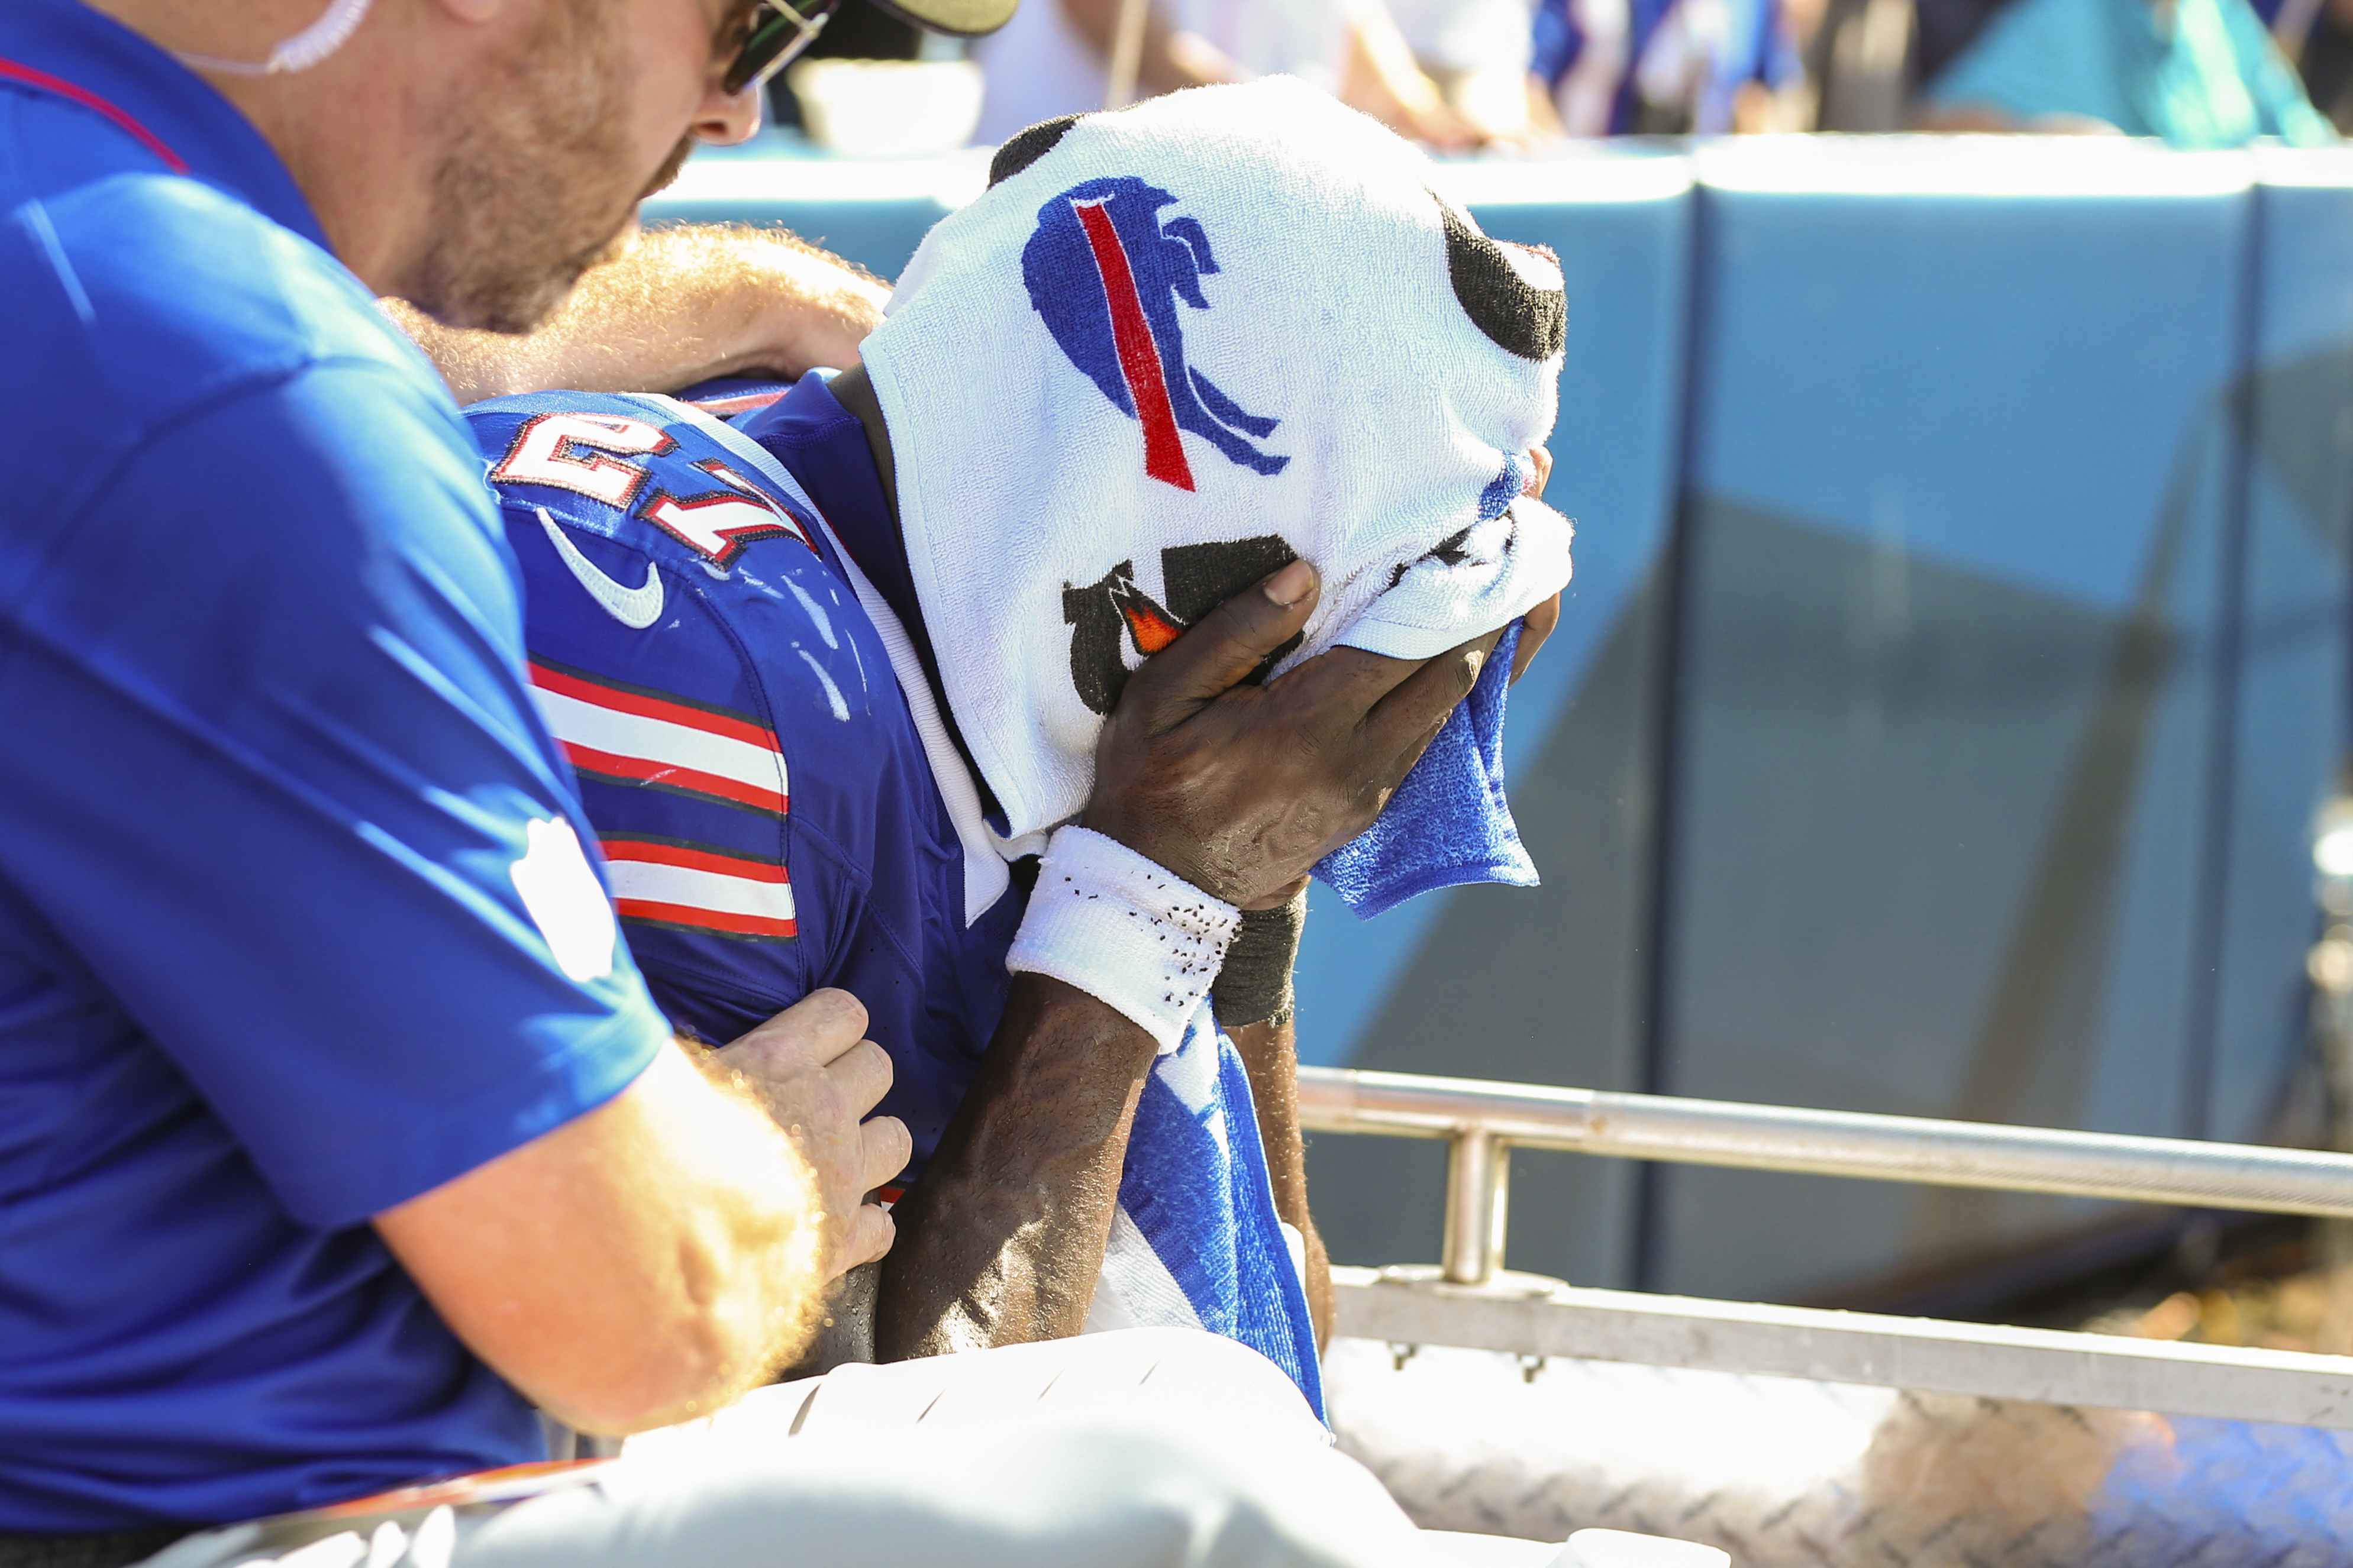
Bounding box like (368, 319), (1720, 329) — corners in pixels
(493, 486), (816, 1050)
(0, 362), (669, 1230)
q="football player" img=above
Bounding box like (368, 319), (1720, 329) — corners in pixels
(466, 85), (1570, 1401)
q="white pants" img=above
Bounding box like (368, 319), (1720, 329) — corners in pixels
(155, 1330), (1552, 1568)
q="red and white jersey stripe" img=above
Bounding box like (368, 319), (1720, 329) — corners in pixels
(528, 660), (788, 818)
(598, 835), (798, 942)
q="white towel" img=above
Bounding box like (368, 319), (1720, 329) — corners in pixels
(863, 78), (1573, 847)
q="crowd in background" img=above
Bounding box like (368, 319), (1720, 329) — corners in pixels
(775, 0), (2351, 149)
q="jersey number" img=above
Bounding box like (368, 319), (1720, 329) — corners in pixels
(492, 413), (674, 508)
(495, 415), (817, 568)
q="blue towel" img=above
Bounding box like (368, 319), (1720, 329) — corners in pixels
(1084, 623), (1541, 1419)
(1110, 1012), (1326, 1417)
(1313, 619), (1537, 921)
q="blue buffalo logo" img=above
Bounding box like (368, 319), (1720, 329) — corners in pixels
(1022, 177), (1288, 492)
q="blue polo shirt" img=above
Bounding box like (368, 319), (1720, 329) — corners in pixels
(0, 0), (668, 1532)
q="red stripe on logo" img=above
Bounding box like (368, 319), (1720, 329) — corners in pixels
(1073, 199), (1195, 493)
(688, 391), (790, 417)
(530, 662), (776, 750)
(0, 60), (190, 175)
(600, 838), (789, 883)
(561, 742), (788, 816)
(615, 898), (799, 940)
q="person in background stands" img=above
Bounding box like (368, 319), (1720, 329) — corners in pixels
(1529, 0), (1805, 133)
(969, 0), (1491, 148)
(1912, 0), (2334, 141)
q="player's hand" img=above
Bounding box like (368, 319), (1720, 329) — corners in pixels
(1512, 447), (1559, 684)
(1523, 444), (1554, 497)
(1083, 560), (1503, 910)
(721, 990), (909, 1280)
(1515, 591), (1560, 684)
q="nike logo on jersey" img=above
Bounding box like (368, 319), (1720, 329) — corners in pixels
(539, 507), (665, 629)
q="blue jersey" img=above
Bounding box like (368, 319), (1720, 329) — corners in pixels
(0, 0), (666, 1531)
(463, 387), (1019, 1176)
(468, 380), (1325, 1415)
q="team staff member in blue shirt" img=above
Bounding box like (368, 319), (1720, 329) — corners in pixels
(1, 0), (904, 1548)
(0, 1), (1501, 1566)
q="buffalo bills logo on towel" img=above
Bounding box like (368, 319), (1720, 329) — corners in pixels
(1063, 536), (1302, 713)
(1025, 178), (1289, 492)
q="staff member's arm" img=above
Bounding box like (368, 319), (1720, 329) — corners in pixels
(1, 351), (903, 1443)
(379, 992), (905, 1436)
(388, 224), (890, 403)
(878, 565), (1502, 1357)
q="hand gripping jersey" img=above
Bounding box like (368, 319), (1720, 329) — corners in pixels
(466, 389), (1322, 1412)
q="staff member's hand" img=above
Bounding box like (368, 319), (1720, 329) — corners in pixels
(1083, 560), (1505, 910)
(711, 990), (908, 1281)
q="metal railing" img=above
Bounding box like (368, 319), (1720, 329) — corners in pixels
(1296, 1066), (2353, 1286)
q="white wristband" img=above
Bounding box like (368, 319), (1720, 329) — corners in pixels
(1006, 826), (1241, 1052)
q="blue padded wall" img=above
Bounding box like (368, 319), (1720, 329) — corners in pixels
(2205, 157), (2353, 1152)
(1654, 142), (2254, 1304)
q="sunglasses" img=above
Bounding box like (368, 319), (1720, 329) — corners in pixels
(723, 0), (840, 95)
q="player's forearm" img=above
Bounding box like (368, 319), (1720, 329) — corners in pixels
(388, 224), (889, 405)
(1228, 1016), (1334, 1347)
(874, 975), (1159, 1359)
